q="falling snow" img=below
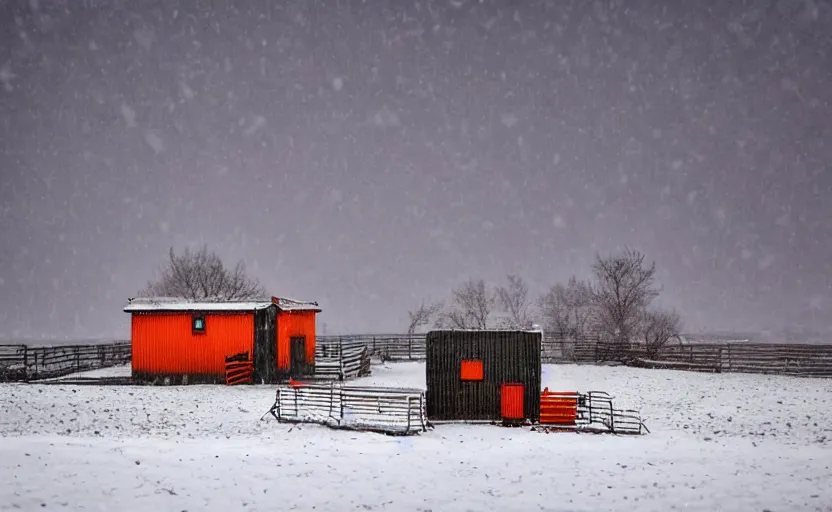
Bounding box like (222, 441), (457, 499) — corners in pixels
(143, 131), (165, 154)
(243, 116), (267, 136)
(0, 0), (830, 342)
(0, 62), (15, 92)
(120, 104), (136, 128)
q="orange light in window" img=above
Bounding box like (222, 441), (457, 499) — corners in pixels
(460, 360), (483, 381)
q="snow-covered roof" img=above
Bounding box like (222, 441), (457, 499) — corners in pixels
(123, 296), (321, 313)
(273, 297), (322, 312)
(123, 297), (273, 313)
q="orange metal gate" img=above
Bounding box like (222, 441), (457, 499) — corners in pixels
(225, 352), (253, 385)
(539, 389), (578, 425)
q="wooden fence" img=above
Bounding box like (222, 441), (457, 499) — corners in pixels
(541, 336), (600, 363)
(5, 334), (831, 383)
(543, 336), (832, 378)
(644, 342), (832, 378)
(320, 334), (832, 379)
(317, 334), (427, 362)
(314, 342), (372, 380)
(0, 342), (132, 382)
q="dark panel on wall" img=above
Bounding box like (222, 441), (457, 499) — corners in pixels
(253, 305), (278, 384)
(426, 330), (542, 422)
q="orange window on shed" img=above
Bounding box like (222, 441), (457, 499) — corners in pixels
(460, 360), (483, 381)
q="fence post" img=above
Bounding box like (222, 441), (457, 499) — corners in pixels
(22, 345), (28, 382)
(406, 396), (412, 432)
(339, 388), (344, 425)
(338, 337), (344, 380)
(419, 394), (427, 431)
(727, 344), (732, 372)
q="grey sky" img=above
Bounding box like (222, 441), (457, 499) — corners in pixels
(1, 0), (830, 340)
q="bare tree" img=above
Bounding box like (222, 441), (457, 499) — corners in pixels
(496, 274), (533, 329)
(141, 245), (266, 300)
(436, 279), (495, 329)
(591, 248), (659, 345)
(539, 276), (595, 337)
(539, 285), (569, 337)
(407, 300), (444, 337)
(640, 309), (682, 359)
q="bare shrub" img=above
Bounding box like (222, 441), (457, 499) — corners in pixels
(496, 274), (533, 329)
(591, 248), (659, 344)
(640, 309), (682, 359)
(538, 276), (594, 339)
(141, 245), (265, 300)
(407, 300), (444, 337)
(436, 279), (495, 329)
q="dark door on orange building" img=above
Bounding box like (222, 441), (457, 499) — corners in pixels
(290, 336), (310, 376)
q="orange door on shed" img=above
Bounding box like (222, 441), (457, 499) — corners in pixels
(132, 312), (254, 376)
(501, 383), (525, 420)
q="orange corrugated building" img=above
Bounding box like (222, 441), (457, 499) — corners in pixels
(123, 296), (321, 384)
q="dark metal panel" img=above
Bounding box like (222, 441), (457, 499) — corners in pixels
(253, 305), (278, 384)
(426, 330), (541, 422)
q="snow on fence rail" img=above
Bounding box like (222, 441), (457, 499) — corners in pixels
(266, 382), (429, 435)
(0, 342), (131, 382)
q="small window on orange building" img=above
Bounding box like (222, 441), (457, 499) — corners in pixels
(192, 314), (206, 334)
(460, 360), (483, 381)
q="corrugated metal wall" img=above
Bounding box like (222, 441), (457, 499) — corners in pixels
(131, 312), (254, 378)
(425, 330), (541, 422)
(276, 310), (317, 370)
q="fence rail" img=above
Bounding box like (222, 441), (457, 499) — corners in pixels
(542, 337), (832, 378)
(0, 342), (131, 382)
(319, 334), (832, 379)
(314, 343), (372, 380)
(267, 382), (428, 435)
(5, 333), (832, 383)
(317, 335), (427, 362)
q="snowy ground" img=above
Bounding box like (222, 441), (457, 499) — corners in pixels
(0, 338), (128, 347)
(37, 364), (134, 381)
(2, 363), (832, 511)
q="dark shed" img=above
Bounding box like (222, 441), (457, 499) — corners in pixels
(425, 329), (542, 423)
